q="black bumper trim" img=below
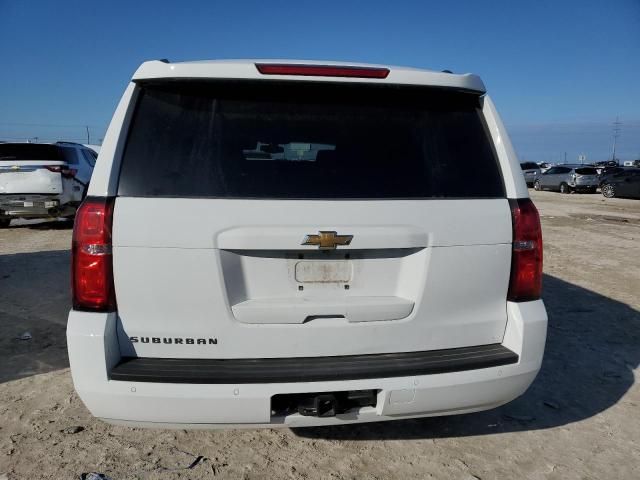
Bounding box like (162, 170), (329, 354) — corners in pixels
(109, 344), (518, 384)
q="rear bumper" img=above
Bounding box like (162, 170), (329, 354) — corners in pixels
(110, 344), (519, 383)
(0, 195), (61, 217)
(66, 301), (547, 428)
(568, 182), (598, 190)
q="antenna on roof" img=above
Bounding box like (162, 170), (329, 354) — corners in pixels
(442, 69), (453, 74)
(158, 58), (170, 63)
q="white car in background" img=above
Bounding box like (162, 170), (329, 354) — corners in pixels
(67, 59), (547, 429)
(0, 142), (97, 227)
(84, 144), (102, 155)
(520, 162), (542, 187)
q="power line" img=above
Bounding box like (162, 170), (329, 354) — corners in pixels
(0, 121), (108, 129)
(612, 116), (622, 162)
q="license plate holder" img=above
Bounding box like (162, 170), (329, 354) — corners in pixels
(294, 260), (352, 283)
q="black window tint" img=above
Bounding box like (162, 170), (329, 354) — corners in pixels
(545, 167), (558, 174)
(60, 147), (79, 164)
(575, 168), (597, 175)
(0, 143), (63, 161)
(81, 149), (96, 167)
(556, 167), (571, 174)
(118, 81), (504, 199)
(520, 162), (538, 170)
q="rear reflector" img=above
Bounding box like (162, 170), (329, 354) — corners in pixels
(72, 197), (116, 311)
(255, 63), (390, 79)
(508, 198), (543, 302)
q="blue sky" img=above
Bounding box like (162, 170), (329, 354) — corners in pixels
(1, 0), (639, 162)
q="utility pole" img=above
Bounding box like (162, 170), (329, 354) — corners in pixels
(564, 152), (567, 164)
(612, 117), (622, 163)
(85, 126), (91, 144)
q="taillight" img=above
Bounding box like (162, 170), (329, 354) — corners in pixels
(72, 197), (116, 311)
(45, 165), (77, 178)
(508, 198), (543, 302)
(255, 63), (390, 79)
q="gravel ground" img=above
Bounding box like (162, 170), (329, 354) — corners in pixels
(0, 190), (639, 479)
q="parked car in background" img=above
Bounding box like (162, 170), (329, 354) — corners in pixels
(594, 160), (619, 175)
(84, 144), (102, 155)
(520, 162), (541, 187)
(67, 59), (547, 429)
(533, 165), (599, 193)
(0, 142), (96, 227)
(538, 162), (552, 173)
(598, 166), (637, 186)
(601, 169), (640, 199)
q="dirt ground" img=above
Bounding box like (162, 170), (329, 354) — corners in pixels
(1, 190), (639, 479)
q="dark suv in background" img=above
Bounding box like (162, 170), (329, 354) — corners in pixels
(601, 169), (640, 199)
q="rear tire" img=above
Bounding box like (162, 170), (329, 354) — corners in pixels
(533, 180), (541, 191)
(602, 183), (615, 198)
(0, 218), (10, 228)
(560, 183), (570, 194)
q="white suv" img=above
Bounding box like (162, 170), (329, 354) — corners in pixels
(67, 60), (547, 428)
(0, 142), (96, 226)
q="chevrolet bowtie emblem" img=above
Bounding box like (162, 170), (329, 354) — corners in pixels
(302, 231), (353, 250)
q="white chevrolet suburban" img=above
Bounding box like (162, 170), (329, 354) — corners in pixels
(66, 60), (547, 428)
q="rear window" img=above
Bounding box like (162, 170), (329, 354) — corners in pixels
(575, 168), (597, 175)
(81, 149), (97, 167)
(59, 147), (79, 164)
(0, 144), (63, 161)
(520, 162), (539, 170)
(118, 81), (504, 199)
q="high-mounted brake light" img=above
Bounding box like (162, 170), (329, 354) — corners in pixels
(508, 198), (543, 302)
(72, 197), (116, 311)
(255, 63), (390, 79)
